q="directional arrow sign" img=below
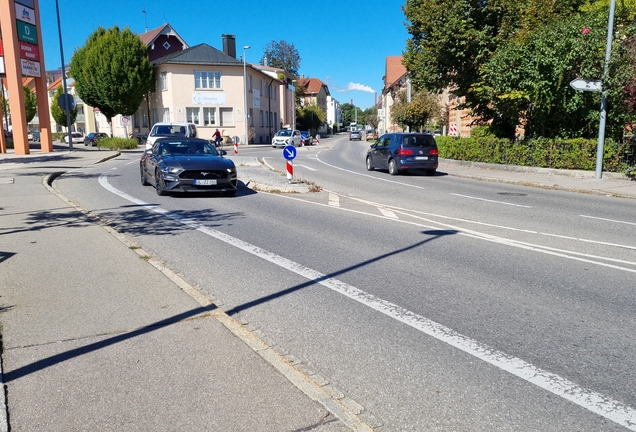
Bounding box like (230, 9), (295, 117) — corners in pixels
(570, 78), (602, 92)
(283, 145), (297, 161)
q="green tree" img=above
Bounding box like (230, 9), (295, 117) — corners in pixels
(392, 90), (441, 131)
(50, 86), (78, 128)
(480, 12), (634, 139)
(24, 85), (37, 123)
(70, 25), (153, 130)
(261, 40), (301, 76)
(297, 104), (326, 131)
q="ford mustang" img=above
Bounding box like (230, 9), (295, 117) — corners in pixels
(140, 138), (238, 196)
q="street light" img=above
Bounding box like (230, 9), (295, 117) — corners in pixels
(291, 80), (297, 132)
(243, 45), (250, 145)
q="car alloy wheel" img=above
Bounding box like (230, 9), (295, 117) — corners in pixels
(366, 157), (374, 171)
(388, 159), (399, 176)
(155, 169), (167, 196)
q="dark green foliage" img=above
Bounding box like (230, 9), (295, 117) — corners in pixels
(70, 26), (153, 122)
(50, 86), (77, 128)
(97, 137), (139, 150)
(436, 136), (634, 171)
(297, 104), (326, 131)
(261, 41), (301, 76)
(23, 86), (37, 123)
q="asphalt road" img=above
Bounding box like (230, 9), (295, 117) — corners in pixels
(54, 135), (636, 431)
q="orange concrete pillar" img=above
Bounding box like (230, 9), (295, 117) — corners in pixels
(0, 0), (52, 154)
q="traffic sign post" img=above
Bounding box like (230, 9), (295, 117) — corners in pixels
(283, 145), (297, 183)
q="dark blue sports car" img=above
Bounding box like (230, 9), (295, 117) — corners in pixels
(140, 137), (238, 196)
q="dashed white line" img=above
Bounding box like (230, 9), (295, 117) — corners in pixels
(328, 193), (340, 207)
(580, 215), (636, 226)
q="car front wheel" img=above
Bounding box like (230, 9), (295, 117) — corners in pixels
(366, 156), (374, 171)
(140, 164), (149, 186)
(155, 169), (167, 196)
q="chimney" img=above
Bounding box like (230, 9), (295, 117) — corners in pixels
(222, 34), (236, 58)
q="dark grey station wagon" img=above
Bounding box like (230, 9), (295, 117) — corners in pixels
(366, 133), (438, 176)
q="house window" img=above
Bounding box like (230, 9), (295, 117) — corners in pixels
(134, 111), (140, 127)
(163, 108), (170, 122)
(152, 109), (158, 125)
(268, 111), (273, 127)
(247, 75), (252, 92)
(186, 107), (200, 124)
(142, 109), (149, 127)
(194, 71), (221, 89)
(77, 105), (84, 115)
(160, 72), (168, 90)
(249, 108), (253, 127)
(260, 110), (264, 127)
(163, 41), (171, 50)
(219, 108), (234, 126)
(203, 107), (216, 126)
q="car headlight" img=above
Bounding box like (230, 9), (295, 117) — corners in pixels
(163, 167), (181, 174)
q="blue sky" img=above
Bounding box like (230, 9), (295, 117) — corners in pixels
(38, 0), (410, 110)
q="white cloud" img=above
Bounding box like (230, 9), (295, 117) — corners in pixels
(334, 82), (376, 94)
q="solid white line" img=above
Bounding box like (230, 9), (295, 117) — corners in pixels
(580, 215), (636, 226)
(316, 157), (428, 190)
(296, 164), (317, 171)
(99, 171), (636, 429)
(451, 193), (532, 208)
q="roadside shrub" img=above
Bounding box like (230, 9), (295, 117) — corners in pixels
(436, 136), (634, 172)
(97, 137), (139, 150)
(52, 132), (66, 141)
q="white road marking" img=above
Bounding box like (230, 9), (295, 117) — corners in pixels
(451, 193), (532, 208)
(378, 207), (398, 219)
(98, 170), (636, 430)
(316, 157), (428, 190)
(328, 193), (340, 207)
(345, 194), (636, 252)
(296, 164), (317, 171)
(580, 215), (636, 226)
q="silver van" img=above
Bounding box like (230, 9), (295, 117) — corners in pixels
(146, 122), (198, 149)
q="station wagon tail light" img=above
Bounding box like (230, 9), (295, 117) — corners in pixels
(430, 149), (439, 155)
(396, 149), (413, 155)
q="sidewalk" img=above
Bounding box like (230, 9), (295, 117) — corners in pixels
(0, 146), (362, 432)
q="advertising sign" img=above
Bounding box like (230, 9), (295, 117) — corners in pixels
(20, 58), (41, 77)
(19, 41), (39, 61)
(17, 21), (38, 45)
(0, 57), (5, 75)
(192, 92), (226, 105)
(15, 0), (35, 7)
(15, 4), (36, 25)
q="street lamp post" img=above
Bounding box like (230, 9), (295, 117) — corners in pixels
(243, 45), (250, 145)
(291, 80), (297, 131)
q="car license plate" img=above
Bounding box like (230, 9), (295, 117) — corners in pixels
(194, 179), (217, 185)
(415, 156), (428, 160)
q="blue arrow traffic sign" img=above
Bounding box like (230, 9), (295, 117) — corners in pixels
(283, 145), (297, 161)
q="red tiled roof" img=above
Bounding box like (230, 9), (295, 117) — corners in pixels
(297, 77), (327, 95)
(385, 56), (407, 90)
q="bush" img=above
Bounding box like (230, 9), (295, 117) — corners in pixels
(97, 137), (139, 150)
(52, 132), (66, 142)
(436, 136), (634, 172)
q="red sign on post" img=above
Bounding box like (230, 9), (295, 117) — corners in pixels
(19, 42), (39, 61)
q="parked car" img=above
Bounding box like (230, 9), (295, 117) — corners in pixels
(32, 132), (40, 141)
(146, 122), (198, 150)
(349, 130), (362, 141)
(84, 132), (109, 147)
(27, 132), (34, 141)
(140, 137), (237, 196)
(64, 132), (85, 144)
(300, 131), (313, 145)
(366, 131), (378, 141)
(271, 129), (302, 148)
(366, 132), (438, 176)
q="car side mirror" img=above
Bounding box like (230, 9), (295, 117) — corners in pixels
(370, 143), (377, 148)
(220, 150), (227, 156)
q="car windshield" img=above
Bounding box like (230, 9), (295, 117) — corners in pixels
(151, 125), (187, 137)
(276, 130), (292, 137)
(157, 140), (220, 156)
(403, 135), (436, 148)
